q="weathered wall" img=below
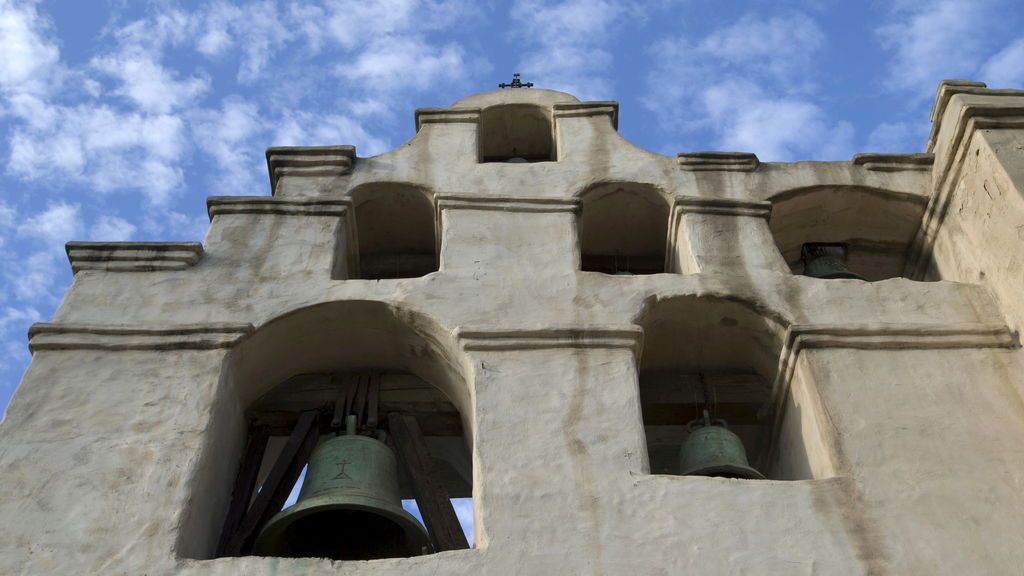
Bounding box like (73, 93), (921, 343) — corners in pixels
(2, 84), (1024, 575)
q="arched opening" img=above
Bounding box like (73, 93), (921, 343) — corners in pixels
(350, 184), (438, 279)
(478, 104), (555, 163)
(635, 295), (833, 481)
(183, 301), (474, 562)
(579, 182), (670, 274)
(769, 186), (928, 281)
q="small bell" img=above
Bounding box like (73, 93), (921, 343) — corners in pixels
(253, 428), (430, 560)
(801, 242), (865, 280)
(505, 147), (529, 163)
(679, 410), (765, 480)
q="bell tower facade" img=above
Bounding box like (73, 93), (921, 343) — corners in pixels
(3, 80), (1024, 574)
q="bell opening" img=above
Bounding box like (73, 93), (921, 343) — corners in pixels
(579, 182), (670, 275)
(768, 186), (928, 282)
(636, 295), (839, 482)
(262, 509), (414, 561)
(800, 243), (867, 281)
(478, 104), (556, 163)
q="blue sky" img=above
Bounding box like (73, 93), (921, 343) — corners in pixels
(1, 0), (1024, 408)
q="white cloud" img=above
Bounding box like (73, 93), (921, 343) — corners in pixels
(0, 306), (41, 371)
(274, 111), (390, 156)
(8, 105), (187, 204)
(510, 0), (628, 99)
(644, 12), (850, 161)
(320, 0), (474, 50)
(865, 121), (927, 152)
(338, 36), (468, 93)
(877, 0), (1000, 95)
(0, 306), (41, 334)
(981, 37), (1024, 88)
(700, 80), (854, 161)
(191, 98), (264, 194)
(699, 13), (823, 87)
(92, 51), (209, 113)
(8, 250), (62, 300)
(17, 201), (81, 244)
(141, 210), (209, 242)
(0, 201), (15, 229)
(0, 0), (60, 95)
(89, 215), (136, 241)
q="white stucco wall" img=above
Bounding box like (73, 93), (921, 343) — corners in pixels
(2, 83), (1024, 575)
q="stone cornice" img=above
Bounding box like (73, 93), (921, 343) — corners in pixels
(66, 242), (203, 274)
(207, 196), (351, 218)
(672, 196), (772, 218)
(457, 326), (642, 355)
(436, 195), (580, 213)
(924, 80), (1024, 152)
(414, 108), (481, 132)
(28, 322), (255, 352)
(552, 102), (619, 130)
(265, 146), (355, 195)
(906, 88), (1024, 278)
(769, 322), (1014, 414)
(851, 153), (933, 172)
(678, 152), (759, 172)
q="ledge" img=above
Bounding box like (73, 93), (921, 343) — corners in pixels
(851, 153), (934, 172)
(436, 195), (579, 213)
(28, 322), (255, 352)
(66, 242), (203, 274)
(207, 196), (351, 219)
(553, 101), (619, 130)
(678, 152), (759, 172)
(265, 145), (355, 195)
(673, 196), (772, 218)
(769, 322), (1014, 411)
(414, 108), (481, 132)
(456, 326), (642, 355)
(907, 86), (1024, 278)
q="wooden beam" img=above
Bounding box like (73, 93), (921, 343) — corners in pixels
(388, 412), (469, 551)
(215, 425), (269, 557)
(224, 411), (319, 556)
(366, 373), (380, 429)
(251, 402), (463, 436)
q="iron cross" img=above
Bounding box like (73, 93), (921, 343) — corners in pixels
(499, 73), (534, 89)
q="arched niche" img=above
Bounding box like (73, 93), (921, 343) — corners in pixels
(579, 182), (671, 274)
(634, 295), (834, 481)
(478, 104), (555, 163)
(769, 186), (928, 281)
(349, 183), (438, 279)
(183, 301), (474, 561)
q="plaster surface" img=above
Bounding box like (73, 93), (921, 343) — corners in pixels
(2, 82), (1024, 575)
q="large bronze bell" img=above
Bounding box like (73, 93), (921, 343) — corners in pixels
(679, 410), (765, 480)
(801, 242), (866, 280)
(253, 432), (430, 560)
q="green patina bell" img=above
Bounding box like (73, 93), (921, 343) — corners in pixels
(679, 410), (765, 480)
(801, 242), (866, 280)
(253, 433), (430, 561)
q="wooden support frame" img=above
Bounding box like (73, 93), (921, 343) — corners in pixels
(388, 412), (470, 551)
(216, 371), (473, 558)
(215, 425), (270, 556)
(222, 410), (320, 556)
